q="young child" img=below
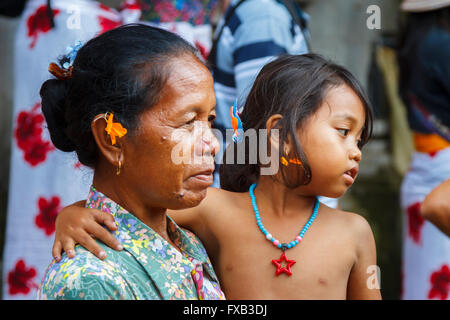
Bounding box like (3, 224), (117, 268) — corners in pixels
(50, 54), (381, 299)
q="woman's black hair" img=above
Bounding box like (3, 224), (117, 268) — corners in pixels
(398, 6), (450, 101)
(219, 53), (374, 192)
(40, 23), (203, 167)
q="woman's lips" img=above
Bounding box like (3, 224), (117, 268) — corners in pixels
(187, 170), (214, 186)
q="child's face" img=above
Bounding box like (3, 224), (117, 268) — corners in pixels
(296, 84), (365, 198)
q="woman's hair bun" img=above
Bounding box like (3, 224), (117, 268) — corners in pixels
(40, 78), (76, 152)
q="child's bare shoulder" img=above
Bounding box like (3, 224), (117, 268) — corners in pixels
(320, 205), (374, 242)
(200, 187), (247, 215)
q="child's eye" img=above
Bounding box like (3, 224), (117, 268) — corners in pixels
(208, 114), (216, 123)
(337, 128), (349, 136)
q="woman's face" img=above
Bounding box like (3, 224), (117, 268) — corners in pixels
(121, 54), (219, 210)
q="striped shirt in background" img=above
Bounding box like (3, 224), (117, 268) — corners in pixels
(210, 0), (309, 186)
(211, 0), (309, 138)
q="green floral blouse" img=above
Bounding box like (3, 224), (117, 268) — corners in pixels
(38, 186), (225, 300)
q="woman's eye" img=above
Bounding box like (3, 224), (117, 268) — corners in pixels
(337, 128), (349, 136)
(185, 118), (196, 126)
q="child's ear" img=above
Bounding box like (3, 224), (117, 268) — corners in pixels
(266, 114), (283, 151)
(266, 114), (293, 154)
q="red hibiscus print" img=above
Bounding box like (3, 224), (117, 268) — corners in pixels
(8, 259), (38, 295)
(99, 3), (115, 13)
(14, 103), (54, 167)
(406, 202), (425, 244)
(195, 41), (209, 61)
(27, 5), (60, 49)
(35, 196), (62, 236)
(120, 0), (142, 11)
(428, 264), (450, 300)
(14, 103), (44, 150)
(98, 16), (121, 34)
(24, 140), (54, 166)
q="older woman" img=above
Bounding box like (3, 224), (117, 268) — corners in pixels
(37, 24), (224, 300)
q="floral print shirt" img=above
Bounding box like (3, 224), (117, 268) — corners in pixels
(38, 186), (225, 300)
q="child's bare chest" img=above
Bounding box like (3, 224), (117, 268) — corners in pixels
(212, 208), (356, 299)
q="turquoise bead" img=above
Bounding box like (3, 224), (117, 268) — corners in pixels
(249, 182), (319, 253)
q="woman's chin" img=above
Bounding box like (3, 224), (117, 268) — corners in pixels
(169, 188), (207, 210)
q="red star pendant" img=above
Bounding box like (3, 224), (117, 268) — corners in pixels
(272, 251), (296, 276)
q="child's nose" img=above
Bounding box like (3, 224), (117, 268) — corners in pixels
(350, 144), (362, 162)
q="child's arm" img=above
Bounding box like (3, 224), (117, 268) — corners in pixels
(51, 198), (208, 261)
(346, 214), (382, 300)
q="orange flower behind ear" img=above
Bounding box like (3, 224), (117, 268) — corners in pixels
(105, 113), (127, 145)
(289, 158), (302, 166)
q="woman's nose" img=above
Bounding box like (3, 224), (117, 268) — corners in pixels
(202, 127), (220, 157)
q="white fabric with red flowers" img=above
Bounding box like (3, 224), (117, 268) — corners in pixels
(400, 148), (450, 300)
(2, 0), (217, 300)
(2, 0), (141, 300)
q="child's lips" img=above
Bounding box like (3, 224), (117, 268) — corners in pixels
(343, 166), (358, 185)
(343, 172), (355, 185)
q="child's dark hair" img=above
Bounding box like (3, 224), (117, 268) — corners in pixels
(219, 53), (373, 192)
(40, 23), (202, 168)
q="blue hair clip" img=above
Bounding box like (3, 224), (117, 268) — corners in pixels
(230, 99), (244, 143)
(62, 41), (83, 69)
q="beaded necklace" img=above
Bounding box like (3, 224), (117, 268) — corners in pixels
(249, 183), (319, 276)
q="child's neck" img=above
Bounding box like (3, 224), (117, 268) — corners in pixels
(254, 175), (317, 219)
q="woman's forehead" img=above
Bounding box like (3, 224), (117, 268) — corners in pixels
(150, 58), (214, 116)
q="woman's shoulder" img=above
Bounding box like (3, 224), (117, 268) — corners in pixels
(38, 245), (131, 299)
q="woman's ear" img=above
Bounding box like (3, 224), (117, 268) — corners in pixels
(91, 114), (122, 167)
(266, 114), (283, 151)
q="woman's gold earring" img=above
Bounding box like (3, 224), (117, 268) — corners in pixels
(116, 160), (122, 175)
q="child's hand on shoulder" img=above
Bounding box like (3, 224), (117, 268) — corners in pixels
(52, 201), (123, 262)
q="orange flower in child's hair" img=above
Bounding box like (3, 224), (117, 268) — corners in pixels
(289, 158), (302, 166)
(105, 113), (127, 145)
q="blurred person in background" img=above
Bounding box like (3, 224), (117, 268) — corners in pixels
(421, 179), (450, 237)
(397, 0), (450, 300)
(2, 0), (141, 300)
